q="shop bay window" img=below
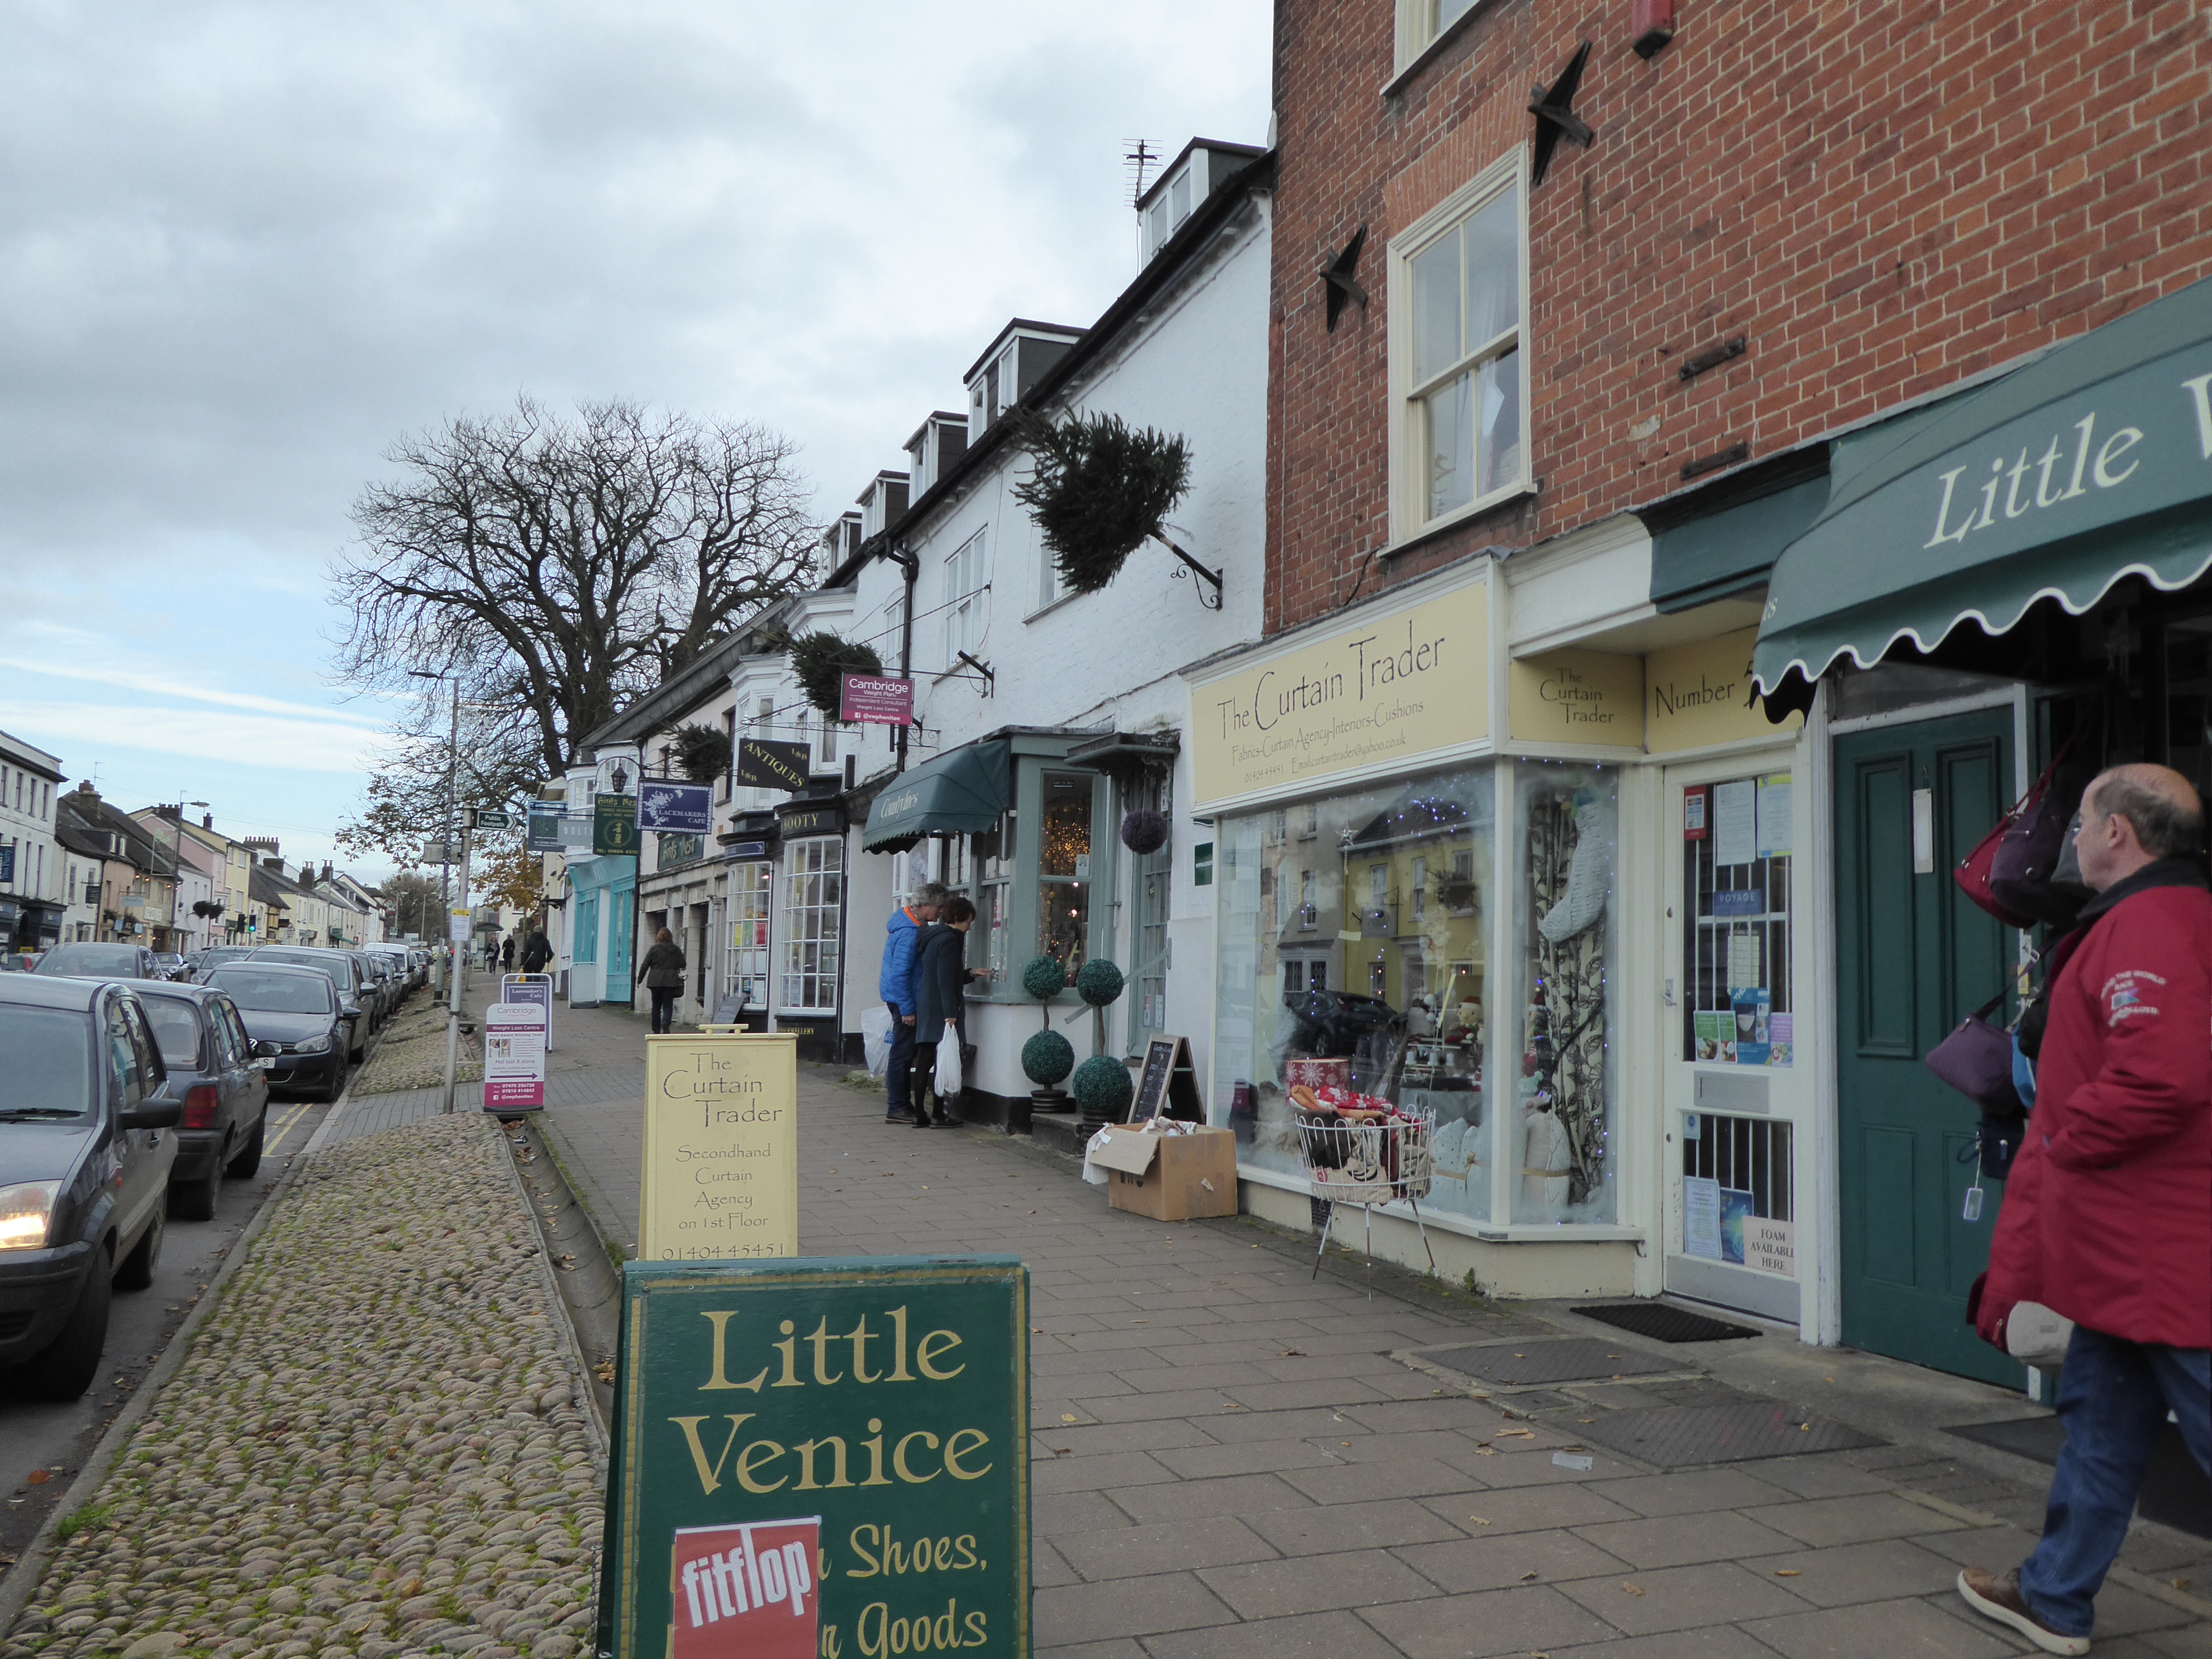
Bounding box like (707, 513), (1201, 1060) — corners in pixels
(1035, 770), (1092, 972)
(777, 839), (841, 1012)
(1395, 165), (1526, 534)
(1211, 765), (1496, 1223)
(726, 862), (770, 1012)
(1514, 761), (1620, 1224)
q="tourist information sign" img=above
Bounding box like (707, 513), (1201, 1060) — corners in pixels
(597, 1256), (1030, 1659)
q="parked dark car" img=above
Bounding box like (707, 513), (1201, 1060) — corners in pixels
(1274, 988), (1406, 1070)
(366, 945), (416, 995)
(33, 942), (160, 982)
(190, 945), (256, 983)
(150, 952), (187, 981)
(206, 964), (349, 1101)
(349, 950), (398, 1024)
(243, 947), (372, 1059)
(136, 982), (272, 1219)
(0, 975), (179, 1399)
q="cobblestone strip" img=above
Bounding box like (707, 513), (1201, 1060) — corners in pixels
(0, 1117), (602, 1659)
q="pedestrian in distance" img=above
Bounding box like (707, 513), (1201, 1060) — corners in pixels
(637, 927), (687, 1035)
(1960, 763), (2212, 1656)
(520, 926), (552, 973)
(878, 882), (947, 1126)
(911, 895), (983, 1127)
(501, 934), (516, 972)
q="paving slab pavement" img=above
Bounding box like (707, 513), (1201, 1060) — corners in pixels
(523, 997), (2212, 1657)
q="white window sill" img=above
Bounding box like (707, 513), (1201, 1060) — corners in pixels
(1023, 589), (1080, 624)
(1382, 0), (1502, 98)
(1383, 478), (1536, 562)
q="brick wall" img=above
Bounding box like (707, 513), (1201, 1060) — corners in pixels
(1268, 0), (2212, 632)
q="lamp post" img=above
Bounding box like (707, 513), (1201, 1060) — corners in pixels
(409, 671), (462, 998)
(167, 799), (208, 956)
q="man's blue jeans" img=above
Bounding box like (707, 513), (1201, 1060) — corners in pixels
(2018, 1326), (2212, 1637)
(885, 1002), (917, 1117)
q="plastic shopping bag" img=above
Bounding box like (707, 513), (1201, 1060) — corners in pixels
(934, 1039), (963, 1101)
(861, 1004), (894, 1078)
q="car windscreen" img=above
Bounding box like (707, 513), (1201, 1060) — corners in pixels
(140, 998), (206, 1068)
(0, 1004), (94, 1120)
(210, 971), (335, 1015)
(36, 946), (141, 977)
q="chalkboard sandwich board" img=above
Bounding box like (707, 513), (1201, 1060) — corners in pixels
(599, 1256), (1031, 1659)
(1130, 1035), (1204, 1124)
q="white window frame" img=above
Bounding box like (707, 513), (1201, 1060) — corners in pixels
(942, 528), (988, 670)
(1385, 146), (1532, 546)
(1391, 0), (1494, 85)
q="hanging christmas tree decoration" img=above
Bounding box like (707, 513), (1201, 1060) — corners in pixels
(1010, 411), (1221, 608)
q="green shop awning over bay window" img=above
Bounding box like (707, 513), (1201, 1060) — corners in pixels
(1753, 276), (2212, 693)
(862, 739), (1012, 852)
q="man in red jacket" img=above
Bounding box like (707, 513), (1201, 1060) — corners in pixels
(1960, 764), (2212, 1655)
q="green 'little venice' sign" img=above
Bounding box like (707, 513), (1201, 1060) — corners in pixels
(599, 1256), (1030, 1659)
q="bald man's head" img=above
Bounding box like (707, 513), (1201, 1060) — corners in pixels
(2078, 764), (2205, 889)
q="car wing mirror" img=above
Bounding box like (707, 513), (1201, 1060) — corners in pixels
(121, 1099), (184, 1131)
(251, 1039), (278, 1058)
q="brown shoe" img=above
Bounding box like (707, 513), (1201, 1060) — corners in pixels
(1956, 1567), (2090, 1655)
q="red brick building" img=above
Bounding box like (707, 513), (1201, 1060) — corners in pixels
(1266, 0), (2212, 627)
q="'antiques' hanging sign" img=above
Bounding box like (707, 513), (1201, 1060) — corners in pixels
(597, 1256), (1031, 1659)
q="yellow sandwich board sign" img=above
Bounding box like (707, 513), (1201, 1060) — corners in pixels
(641, 1032), (799, 1261)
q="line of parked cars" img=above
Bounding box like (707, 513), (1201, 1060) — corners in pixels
(0, 939), (427, 1400)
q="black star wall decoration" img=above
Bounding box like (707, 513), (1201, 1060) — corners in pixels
(1528, 39), (1595, 186)
(1319, 225), (1368, 332)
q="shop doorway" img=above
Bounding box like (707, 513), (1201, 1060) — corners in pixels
(1833, 707), (2022, 1387)
(1662, 755), (1812, 1327)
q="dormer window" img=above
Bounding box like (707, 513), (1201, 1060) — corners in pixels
(1135, 139), (1265, 265)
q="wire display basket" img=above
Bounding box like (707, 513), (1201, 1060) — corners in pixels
(1293, 1099), (1438, 1285)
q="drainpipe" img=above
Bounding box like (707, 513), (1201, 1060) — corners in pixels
(885, 544), (919, 775)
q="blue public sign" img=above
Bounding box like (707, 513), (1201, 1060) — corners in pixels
(637, 781), (713, 834)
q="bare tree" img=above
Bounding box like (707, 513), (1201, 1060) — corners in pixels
(332, 397), (816, 861)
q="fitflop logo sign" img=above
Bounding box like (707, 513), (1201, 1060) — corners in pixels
(673, 1519), (819, 1659)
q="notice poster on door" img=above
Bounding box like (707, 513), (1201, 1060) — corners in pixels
(1756, 774), (1793, 858)
(1718, 1188), (1756, 1265)
(1746, 1218), (1795, 1278)
(1683, 786), (1708, 839)
(1731, 987), (1771, 1067)
(1713, 780), (1757, 866)
(1684, 1176), (1722, 1259)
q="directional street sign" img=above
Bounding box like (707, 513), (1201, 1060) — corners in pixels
(474, 808), (514, 831)
(419, 840), (464, 865)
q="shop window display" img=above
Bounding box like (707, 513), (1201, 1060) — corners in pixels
(1212, 767), (1494, 1221)
(1036, 771), (1093, 972)
(1514, 761), (1619, 1224)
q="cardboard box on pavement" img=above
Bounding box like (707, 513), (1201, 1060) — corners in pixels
(1094, 1125), (1238, 1221)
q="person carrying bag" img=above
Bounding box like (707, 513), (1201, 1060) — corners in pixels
(637, 927), (687, 1035)
(910, 895), (981, 1128)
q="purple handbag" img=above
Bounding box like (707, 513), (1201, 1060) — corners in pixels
(1925, 992), (2023, 1114)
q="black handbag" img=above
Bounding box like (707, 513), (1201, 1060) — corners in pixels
(1924, 992), (2023, 1115)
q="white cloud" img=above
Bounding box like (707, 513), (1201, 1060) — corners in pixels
(0, 702), (390, 774)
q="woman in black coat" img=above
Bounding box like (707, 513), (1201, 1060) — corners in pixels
(637, 927), (687, 1034)
(909, 895), (979, 1127)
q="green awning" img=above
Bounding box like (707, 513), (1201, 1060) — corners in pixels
(1754, 276), (2212, 692)
(862, 739), (1012, 852)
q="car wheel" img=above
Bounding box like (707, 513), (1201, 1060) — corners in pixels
(226, 1112), (266, 1178)
(323, 1055), (349, 1104)
(21, 1251), (112, 1402)
(170, 1158), (221, 1223)
(115, 1204), (164, 1292)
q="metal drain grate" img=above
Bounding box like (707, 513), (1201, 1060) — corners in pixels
(1572, 1302), (1762, 1344)
(1570, 1401), (1884, 1467)
(1423, 1337), (1678, 1386)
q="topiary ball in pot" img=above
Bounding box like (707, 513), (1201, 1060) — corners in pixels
(1070, 1054), (1134, 1128)
(1021, 955), (1069, 1002)
(1073, 957), (1125, 1008)
(1120, 808), (1169, 855)
(1021, 1029), (1075, 1088)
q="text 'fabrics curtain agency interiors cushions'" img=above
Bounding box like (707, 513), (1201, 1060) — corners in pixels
(1754, 275), (2212, 694)
(863, 740), (1012, 853)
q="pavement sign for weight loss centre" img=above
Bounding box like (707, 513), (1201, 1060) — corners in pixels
(642, 1032), (800, 1261)
(483, 998), (548, 1113)
(597, 1256), (1031, 1659)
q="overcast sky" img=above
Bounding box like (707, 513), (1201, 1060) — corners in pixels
(0, 1), (1271, 883)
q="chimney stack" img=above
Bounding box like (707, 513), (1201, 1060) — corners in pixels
(202, 812), (213, 830)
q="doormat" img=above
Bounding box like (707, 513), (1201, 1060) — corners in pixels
(1947, 1417), (2212, 1541)
(1572, 1303), (1762, 1344)
(1424, 1337), (1678, 1387)
(1570, 1401), (1884, 1467)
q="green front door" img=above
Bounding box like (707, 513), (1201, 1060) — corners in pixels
(1834, 707), (2025, 1387)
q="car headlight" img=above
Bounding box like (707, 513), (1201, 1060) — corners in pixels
(0, 1181), (60, 1251)
(295, 1034), (331, 1054)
